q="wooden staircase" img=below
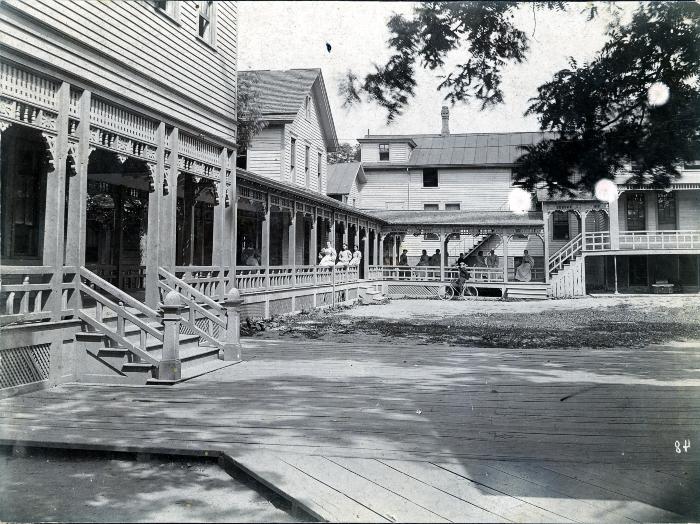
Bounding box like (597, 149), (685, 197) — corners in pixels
(74, 267), (240, 386)
(548, 234), (586, 298)
(358, 283), (386, 305)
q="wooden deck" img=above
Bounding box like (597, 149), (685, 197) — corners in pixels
(1, 339), (699, 522)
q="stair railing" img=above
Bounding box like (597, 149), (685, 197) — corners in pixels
(78, 267), (161, 366)
(548, 233), (583, 274)
(157, 267), (226, 351)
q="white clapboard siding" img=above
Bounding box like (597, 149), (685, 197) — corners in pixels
(348, 179), (360, 207)
(407, 169), (512, 211)
(281, 90), (326, 194)
(247, 126), (283, 181)
(1, 0), (237, 141)
(360, 143), (379, 163)
(358, 170), (410, 209)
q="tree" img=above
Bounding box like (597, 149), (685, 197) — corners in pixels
(328, 142), (361, 164)
(342, 2), (700, 191)
(515, 2), (700, 193)
(236, 73), (267, 159)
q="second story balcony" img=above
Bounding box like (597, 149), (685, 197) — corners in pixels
(583, 230), (700, 253)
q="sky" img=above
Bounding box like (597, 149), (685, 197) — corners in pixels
(237, 1), (638, 145)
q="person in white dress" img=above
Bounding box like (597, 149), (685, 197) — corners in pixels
(318, 241), (337, 266)
(349, 246), (362, 266)
(336, 243), (352, 267)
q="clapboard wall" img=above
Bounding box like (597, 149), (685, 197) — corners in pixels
(0, 0), (238, 144)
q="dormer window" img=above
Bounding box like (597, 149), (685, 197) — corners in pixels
(379, 143), (389, 161)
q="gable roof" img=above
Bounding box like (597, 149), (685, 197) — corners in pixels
(361, 131), (557, 168)
(239, 68), (338, 151)
(326, 162), (366, 195)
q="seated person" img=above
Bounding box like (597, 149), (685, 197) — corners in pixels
(336, 243), (352, 267)
(349, 247), (362, 266)
(416, 249), (430, 266)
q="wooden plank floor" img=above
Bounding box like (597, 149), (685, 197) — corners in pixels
(1, 338), (699, 522)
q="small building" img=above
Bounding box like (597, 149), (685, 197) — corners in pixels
(326, 162), (366, 207)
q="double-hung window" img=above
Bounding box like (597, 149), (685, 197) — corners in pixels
(198, 1), (215, 46)
(317, 152), (322, 189)
(552, 212), (570, 241)
(305, 146), (310, 187)
(290, 138), (296, 180)
(626, 193), (646, 231)
(378, 143), (389, 161)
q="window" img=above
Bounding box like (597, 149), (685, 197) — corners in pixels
(423, 168), (438, 187)
(626, 193), (646, 231)
(657, 191), (677, 229)
(305, 96), (311, 119)
(198, 1), (215, 45)
(290, 138), (296, 179)
(445, 203), (460, 211)
(317, 152), (322, 189)
(352, 198), (356, 207)
(552, 212), (570, 241)
(378, 143), (389, 161)
(305, 146), (310, 187)
(424, 204), (439, 210)
(153, 0), (179, 21)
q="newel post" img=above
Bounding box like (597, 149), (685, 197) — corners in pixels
(222, 288), (243, 361)
(159, 290), (182, 381)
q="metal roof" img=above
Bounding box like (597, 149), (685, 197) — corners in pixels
(326, 162), (366, 195)
(364, 210), (543, 227)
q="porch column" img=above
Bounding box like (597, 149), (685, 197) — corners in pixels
(330, 215), (336, 251)
(580, 210), (588, 248)
(342, 219), (349, 246)
(363, 227), (370, 278)
(288, 210), (297, 267)
(503, 234), (510, 282)
(379, 234), (385, 265)
(309, 214), (318, 265)
(374, 229), (380, 265)
(145, 122), (166, 308)
(390, 235), (397, 265)
(609, 195), (620, 250)
(159, 128), (178, 271)
(261, 194), (271, 267)
(439, 232), (446, 282)
(353, 223), (360, 252)
(543, 213), (551, 284)
(65, 89), (91, 310)
(43, 82), (70, 320)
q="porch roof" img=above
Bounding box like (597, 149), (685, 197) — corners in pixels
(363, 209), (543, 227)
(326, 162), (366, 195)
(236, 168), (387, 224)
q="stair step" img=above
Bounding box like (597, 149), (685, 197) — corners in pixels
(147, 359), (241, 385)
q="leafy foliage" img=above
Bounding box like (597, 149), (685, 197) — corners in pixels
(236, 73), (267, 153)
(328, 143), (361, 164)
(340, 2), (564, 122)
(515, 2), (700, 193)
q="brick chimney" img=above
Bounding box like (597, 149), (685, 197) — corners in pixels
(441, 106), (450, 135)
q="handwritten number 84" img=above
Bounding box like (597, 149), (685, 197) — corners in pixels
(675, 440), (690, 453)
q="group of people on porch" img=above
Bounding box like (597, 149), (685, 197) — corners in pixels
(318, 242), (362, 267)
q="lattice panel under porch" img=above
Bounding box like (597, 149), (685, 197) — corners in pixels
(347, 288), (358, 300)
(296, 294), (314, 312)
(317, 292), (333, 306)
(239, 302), (265, 320)
(0, 343), (51, 389)
(269, 298), (293, 317)
(387, 285), (438, 297)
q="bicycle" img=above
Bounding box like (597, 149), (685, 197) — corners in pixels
(437, 280), (479, 300)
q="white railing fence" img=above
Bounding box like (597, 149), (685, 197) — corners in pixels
(618, 230), (700, 250)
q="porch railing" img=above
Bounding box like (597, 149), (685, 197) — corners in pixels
(232, 265), (360, 294)
(583, 231), (611, 251)
(78, 267), (160, 366)
(0, 266), (77, 325)
(548, 233), (583, 274)
(173, 266), (232, 299)
(618, 230), (700, 250)
(368, 265), (509, 283)
(158, 268), (225, 351)
(85, 264), (146, 291)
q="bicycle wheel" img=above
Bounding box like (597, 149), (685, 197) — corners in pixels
(437, 285), (455, 300)
(464, 285), (479, 297)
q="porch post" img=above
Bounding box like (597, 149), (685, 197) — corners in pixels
(330, 214), (336, 252)
(159, 291), (182, 381)
(261, 193), (271, 267)
(439, 232), (446, 282)
(229, 159), (238, 282)
(374, 229), (380, 265)
(288, 210), (297, 267)
(159, 127), (178, 271)
(145, 122), (166, 309)
(580, 209), (588, 249)
(609, 194), (620, 250)
(379, 234), (385, 265)
(613, 255), (619, 294)
(543, 213), (551, 284)
(503, 234), (510, 282)
(309, 213), (318, 265)
(211, 148), (228, 298)
(43, 82), (70, 320)
(65, 89), (91, 310)
(342, 218), (349, 246)
(363, 227), (370, 278)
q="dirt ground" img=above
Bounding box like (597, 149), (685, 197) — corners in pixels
(254, 295), (700, 349)
(0, 448), (298, 523)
